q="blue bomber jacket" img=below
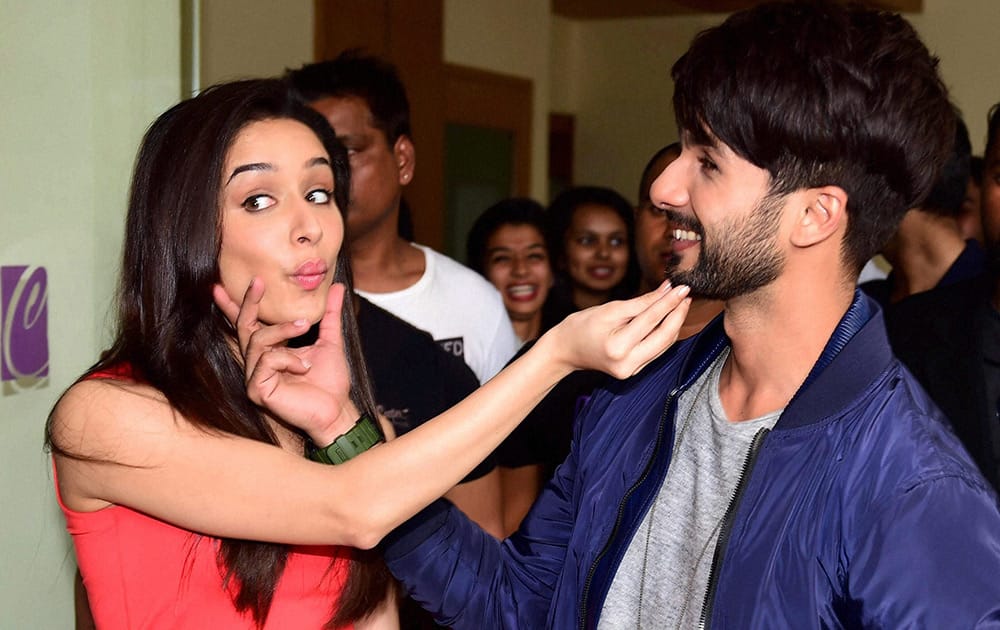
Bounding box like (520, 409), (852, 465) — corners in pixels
(384, 293), (1000, 628)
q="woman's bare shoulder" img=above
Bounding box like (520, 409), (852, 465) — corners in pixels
(50, 377), (180, 463)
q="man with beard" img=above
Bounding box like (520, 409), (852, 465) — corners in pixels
(381, 2), (1000, 628)
(634, 142), (724, 339)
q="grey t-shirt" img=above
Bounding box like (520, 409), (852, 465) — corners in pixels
(598, 349), (781, 629)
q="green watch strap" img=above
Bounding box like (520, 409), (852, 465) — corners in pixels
(309, 414), (383, 465)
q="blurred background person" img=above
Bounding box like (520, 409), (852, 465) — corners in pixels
(861, 115), (985, 306)
(959, 154), (986, 245)
(467, 198), (556, 344)
(546, 186), (639, 318)
(879, 103), (1000, 491)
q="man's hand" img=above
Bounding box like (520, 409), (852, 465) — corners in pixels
(213, 278), (359, 445)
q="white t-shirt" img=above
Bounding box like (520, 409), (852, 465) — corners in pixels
(355, 243), (520, 384)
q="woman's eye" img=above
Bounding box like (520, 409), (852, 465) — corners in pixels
(306, 188), (333, 204)
(698, 156), (719, 173)
(242, 194), (276, 212)
(609, 237), (626, 247)
(528, 253), (548, 262)
(489, 255), (511, 265)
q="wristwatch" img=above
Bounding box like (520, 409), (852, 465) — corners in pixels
(308, 414), (384, 465)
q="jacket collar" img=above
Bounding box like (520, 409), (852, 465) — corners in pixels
(677, 290), (890, 430)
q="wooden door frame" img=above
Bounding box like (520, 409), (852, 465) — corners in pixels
(444, 64), (533, 198)
(311, 4), (532, 246)
(313, 0), (446, 248)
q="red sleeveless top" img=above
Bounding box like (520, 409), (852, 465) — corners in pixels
(56, 367), (354, 628)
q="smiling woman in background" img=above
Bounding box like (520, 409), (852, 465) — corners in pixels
(546, 186), (639, 319)
(466, 198), (556, 343)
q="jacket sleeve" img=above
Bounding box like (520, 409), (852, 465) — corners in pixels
(381, 423), (586, 629)
(849, 473), (1000, 627)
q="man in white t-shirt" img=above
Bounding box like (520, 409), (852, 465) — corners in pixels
(287, 51), (519, 385)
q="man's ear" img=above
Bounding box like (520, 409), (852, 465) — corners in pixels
(393, 135), (415, 186)
(790, 186), (848, 248)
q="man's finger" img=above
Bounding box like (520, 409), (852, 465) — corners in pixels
(212, 284), (240, 324)
(317, 283), (347, 348)
(235, 278), (265, 355)
(244, 320), (312, 373)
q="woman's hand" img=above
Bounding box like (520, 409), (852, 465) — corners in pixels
(539, 281), (691, 379)
(213, 278), (357, 445)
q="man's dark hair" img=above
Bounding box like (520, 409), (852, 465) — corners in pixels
(672, 0), (954, 273)
(286, 49), (411, 145)
(638, 142), (681, 203)
(970, 155), (984, 186)
(920, 115), (971, 217)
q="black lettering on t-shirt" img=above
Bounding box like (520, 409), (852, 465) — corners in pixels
(437, 337), (464, 359)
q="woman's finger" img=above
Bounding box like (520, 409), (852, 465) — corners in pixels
(620, 296), (691, 377)
(600, 285), (690, 376)
(598, 279), (675, 321)
(611, 284), (691, 348)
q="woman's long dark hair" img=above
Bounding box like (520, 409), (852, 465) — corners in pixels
(46, 79), (390, 628)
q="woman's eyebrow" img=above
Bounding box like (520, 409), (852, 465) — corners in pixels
(226, 162), (272, 185)
(225, 156), (330, 186)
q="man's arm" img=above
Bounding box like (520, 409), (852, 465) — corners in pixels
(382, 422), (586, 628)
(849, 474), (1000, 626)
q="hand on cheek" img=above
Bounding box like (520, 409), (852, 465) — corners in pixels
(211, 279), (359, 444)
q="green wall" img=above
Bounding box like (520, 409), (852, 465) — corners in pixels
(0, 2), (180, 626)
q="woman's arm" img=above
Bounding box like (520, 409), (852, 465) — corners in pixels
(51, 282), (690, 549)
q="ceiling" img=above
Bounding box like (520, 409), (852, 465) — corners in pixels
(551, 0), (922, 20)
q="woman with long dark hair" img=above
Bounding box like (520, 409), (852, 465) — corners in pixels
(546, 186), (640, 316)
(46, 78), (691, 629)
(466, 198), (557, 344)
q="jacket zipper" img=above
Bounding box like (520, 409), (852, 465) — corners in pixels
(577, 387), (680, 630)
(697, 427), (770, 630)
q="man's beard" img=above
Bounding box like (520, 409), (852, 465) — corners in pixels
(665, 193), (786, 300)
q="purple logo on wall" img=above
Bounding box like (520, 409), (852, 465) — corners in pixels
(2, 265), (49, 392)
